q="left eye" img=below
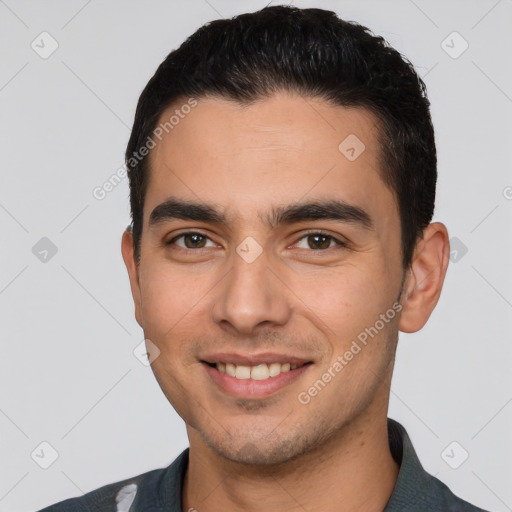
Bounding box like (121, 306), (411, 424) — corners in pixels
(294, 233), (344, 250)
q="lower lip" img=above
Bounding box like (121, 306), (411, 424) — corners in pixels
(203, 363), (312, 399)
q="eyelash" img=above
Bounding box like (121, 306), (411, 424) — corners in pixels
(166, 230), (347, 252)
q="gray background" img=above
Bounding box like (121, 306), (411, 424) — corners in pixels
(0, 1), (511, 511)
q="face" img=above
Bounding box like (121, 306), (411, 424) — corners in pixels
(123, 92), (408, 465)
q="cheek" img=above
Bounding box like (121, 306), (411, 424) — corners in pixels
(138, 264), (209, 346)
(137, 265), (210, 415)
(293, 264), (396, 342)
(297, 270), (399, 404)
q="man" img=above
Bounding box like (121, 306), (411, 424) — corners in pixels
(39, 5), (490, 512)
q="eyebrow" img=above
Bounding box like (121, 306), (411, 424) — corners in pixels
(148, 197), (373, 230)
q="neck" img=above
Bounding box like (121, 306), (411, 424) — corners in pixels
(182, 409), (399, 512)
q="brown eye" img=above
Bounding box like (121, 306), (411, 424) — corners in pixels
(307, 234), (332, 249)
(167, 232), (214, 249)
(295, 233), (344, 250)
(184, 233), (206, 248)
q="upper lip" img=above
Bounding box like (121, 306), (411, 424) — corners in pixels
(201, 352), (312, 366)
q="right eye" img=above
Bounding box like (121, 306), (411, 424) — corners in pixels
(166, 232), (217, 250)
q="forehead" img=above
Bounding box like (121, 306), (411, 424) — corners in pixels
(145, 92), (396, 226)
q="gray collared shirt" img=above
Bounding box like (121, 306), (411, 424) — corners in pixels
(37, 418), (491, 511)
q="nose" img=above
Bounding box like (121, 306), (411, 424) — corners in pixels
(210, 246), (292, 335)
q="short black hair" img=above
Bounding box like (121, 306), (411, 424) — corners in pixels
(125, 5), (436, 268)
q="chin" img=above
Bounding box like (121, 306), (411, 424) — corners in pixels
(211, 440), (301, 466)
(199, 421), (329, 466)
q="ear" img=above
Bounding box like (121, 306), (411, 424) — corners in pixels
(399, 222), (450, 333)
(121, 228), (143, 327)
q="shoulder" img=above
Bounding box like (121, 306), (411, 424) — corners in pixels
(36, 449), (188, 512)
(423, 475), (491, 512)
(36, 468), (163, 512)
(386, 419), (491, 512)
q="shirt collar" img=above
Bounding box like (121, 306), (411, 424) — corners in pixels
(384, 417), (434, 510)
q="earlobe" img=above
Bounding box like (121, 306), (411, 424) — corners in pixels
(398, 222), (450, 333)
(121, 228), (143, 327)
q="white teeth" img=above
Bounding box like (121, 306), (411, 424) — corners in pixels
(268, 363), (281, 377)
(225, 363), (236, 377)
(214, 362), (303, 380)
(235, 365), (251, 379)
(251, 364), (270, 380)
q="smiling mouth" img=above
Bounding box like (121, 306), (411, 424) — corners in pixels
(203, 361), (312, 381)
